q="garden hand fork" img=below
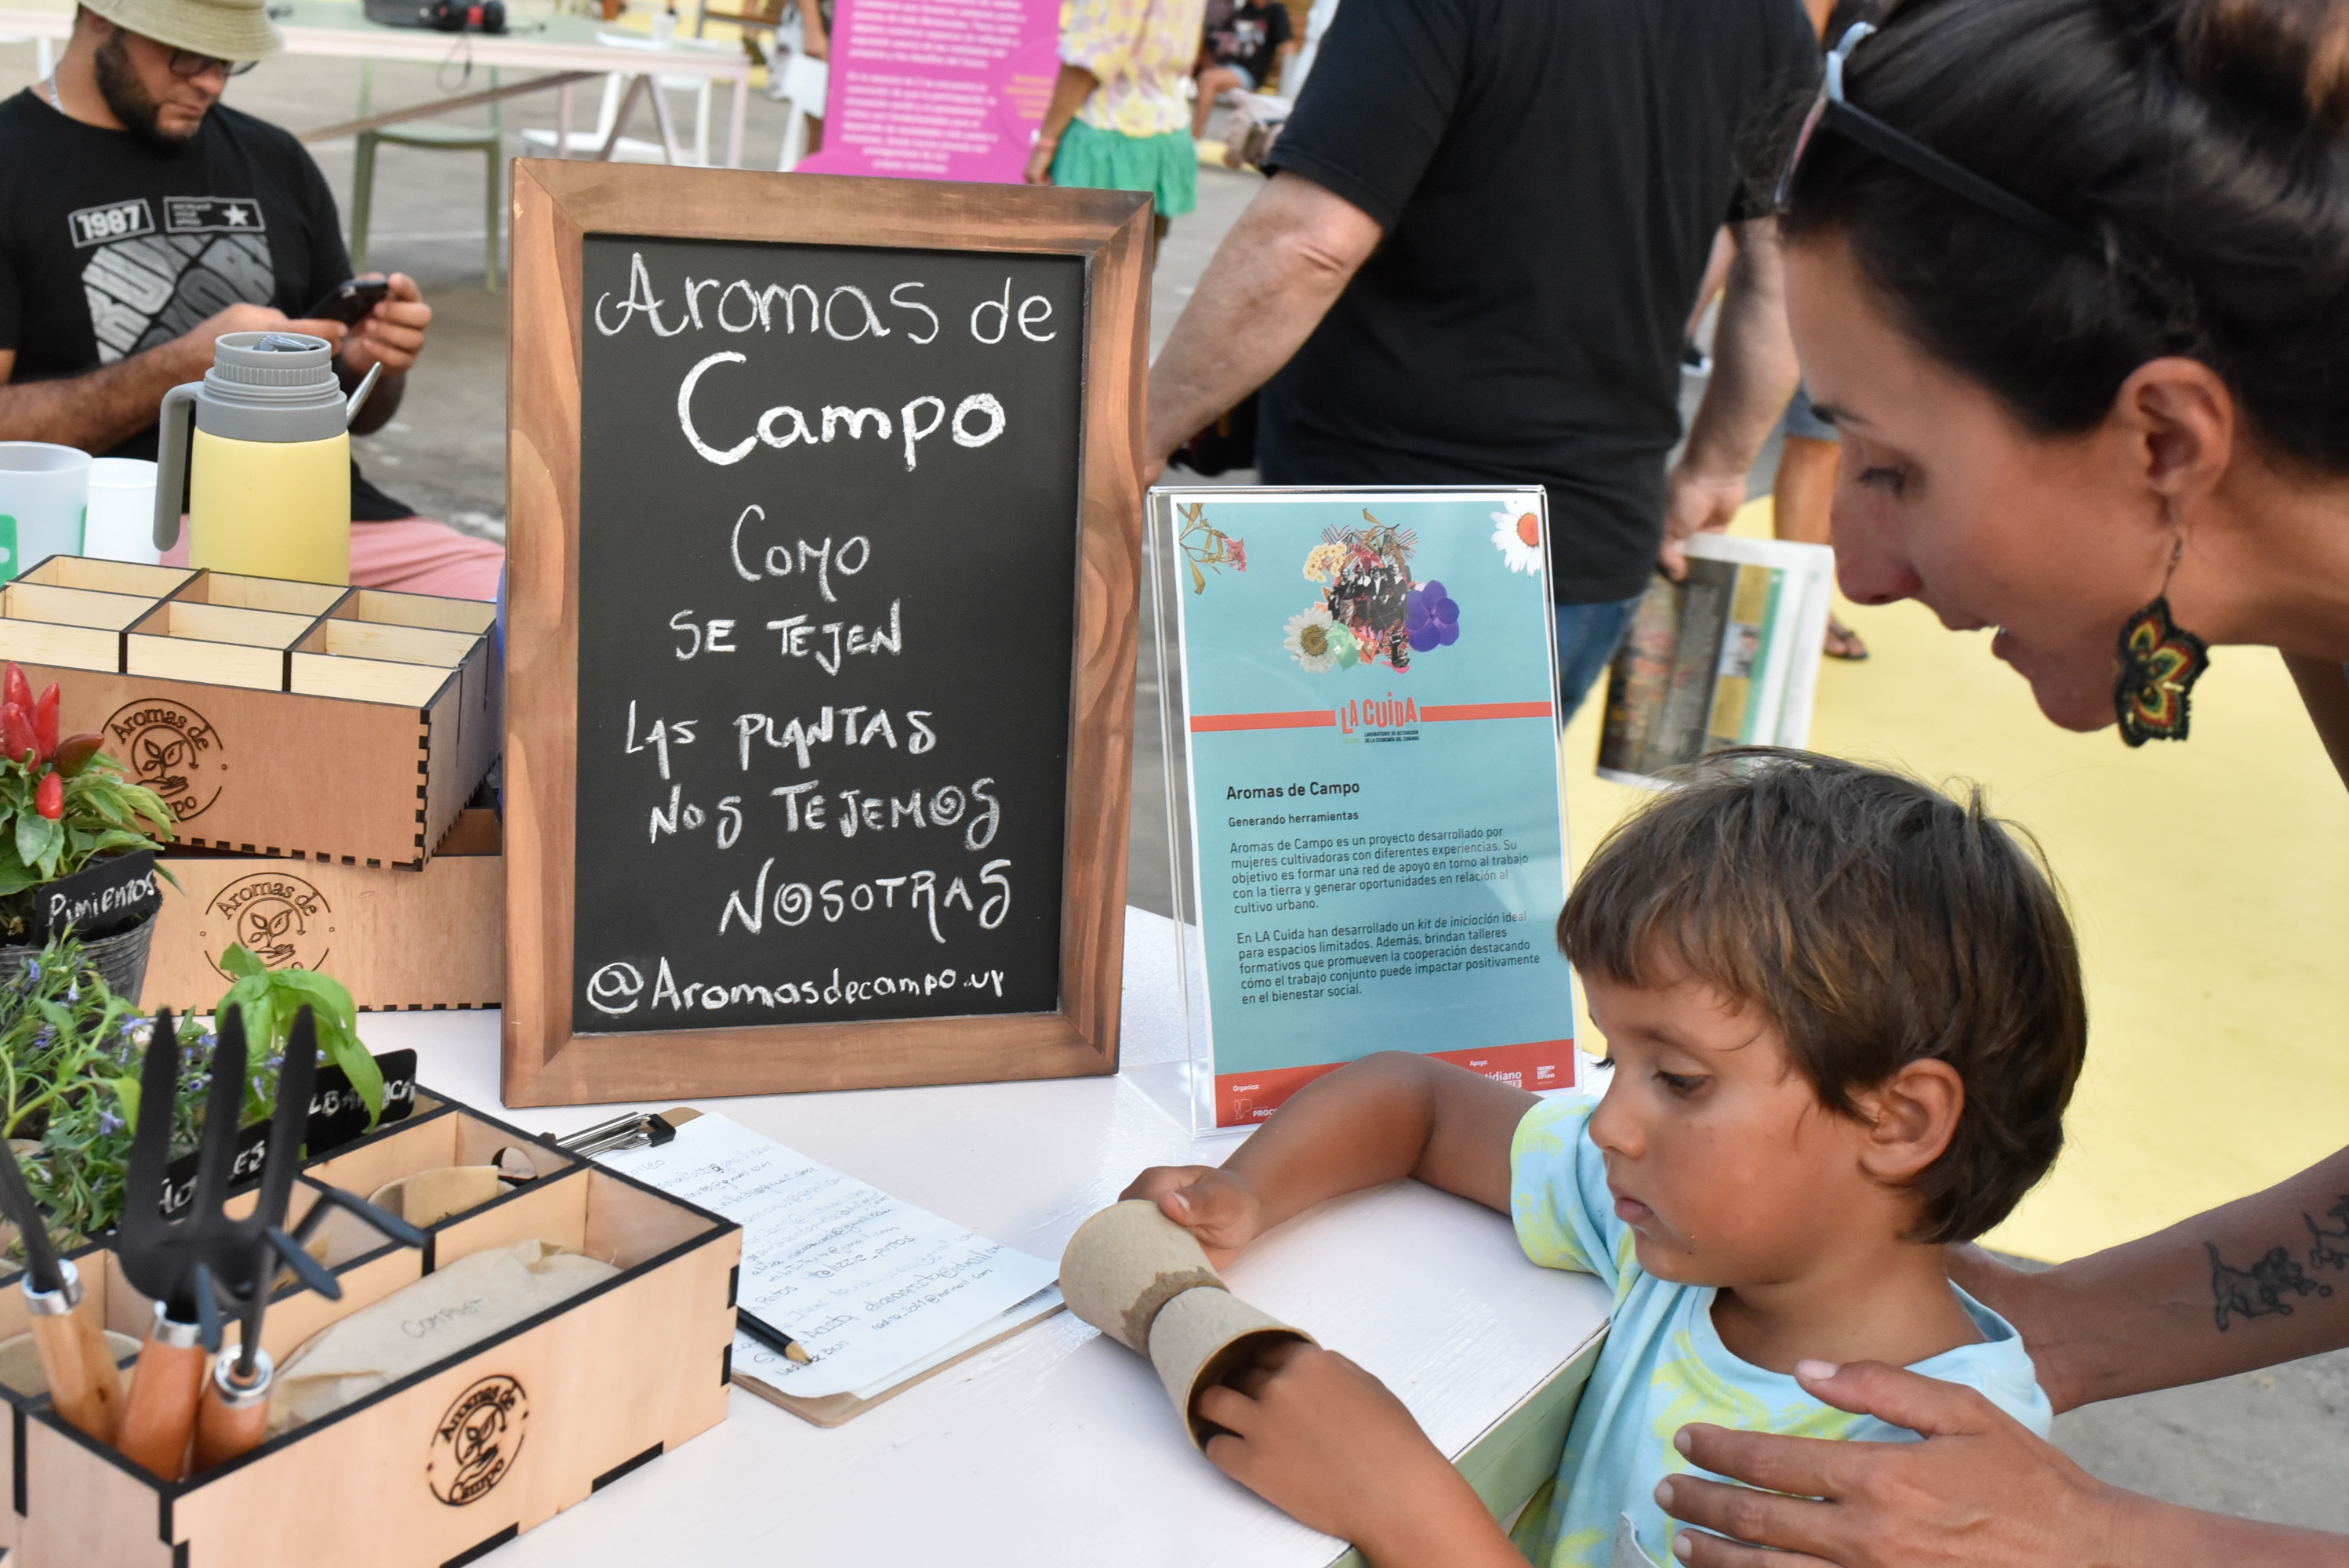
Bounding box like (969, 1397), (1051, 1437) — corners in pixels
(111, 1006), (423, 1477)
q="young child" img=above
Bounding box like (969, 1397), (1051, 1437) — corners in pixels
(1124, 753), (2086, 1568)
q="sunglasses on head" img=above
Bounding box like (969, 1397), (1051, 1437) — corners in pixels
(1774, 22), (2097, 256)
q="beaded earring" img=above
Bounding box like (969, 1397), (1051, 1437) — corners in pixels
(2113, 536), (2209, 746)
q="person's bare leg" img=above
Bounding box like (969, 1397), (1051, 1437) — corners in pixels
(1193, 66), (1240, 139)
(1774, 433), (1867, 659)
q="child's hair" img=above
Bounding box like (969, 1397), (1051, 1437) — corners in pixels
(1558, 750), (2086, 1245)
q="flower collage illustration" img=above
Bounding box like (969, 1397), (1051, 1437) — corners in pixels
(1178, 499), (1543, 677)
(1280, 509), (1489, 675)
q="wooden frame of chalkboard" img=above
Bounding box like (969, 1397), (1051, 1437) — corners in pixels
(502, 161), (1149, 1107)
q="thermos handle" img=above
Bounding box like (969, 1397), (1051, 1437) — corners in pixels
(153, 382), (200, 552)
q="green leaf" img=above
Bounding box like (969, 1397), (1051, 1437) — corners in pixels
(319, 1023), (383, 1125)
(221, 983), (277, 1064)
(267, 971), (376, 1123)
(267, 967), (358, 1030)
(219, 943), (267, 982)
(13, 811), (57, 873)
(109, 1075), (138, 1130)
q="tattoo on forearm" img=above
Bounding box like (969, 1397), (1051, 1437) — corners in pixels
(2206, 1194), (2349, 1330)
(2207, 1243), (2329, 1329)
(2305, 1197), (2349, 1272)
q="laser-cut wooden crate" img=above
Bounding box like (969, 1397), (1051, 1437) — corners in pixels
(0, 1090), (740, 1567)
(0, 557), (499, 868)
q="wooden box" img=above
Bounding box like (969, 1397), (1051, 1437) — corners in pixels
(0, 1091), (740, 1567)
(0, 559), (500, 868)
(140, 808), (506, 1012)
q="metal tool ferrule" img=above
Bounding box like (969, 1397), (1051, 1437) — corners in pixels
(210, 1348), (274, 1409)
(21, 1255), (82, 1318)
(148, 1303), (204, 1348)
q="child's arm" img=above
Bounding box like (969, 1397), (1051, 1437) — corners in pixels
(1121, 1051), (1538, 1265)
(1120, 1054), (1539, 1567)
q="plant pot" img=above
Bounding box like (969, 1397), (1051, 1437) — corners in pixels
(0, 907), (158, 1006)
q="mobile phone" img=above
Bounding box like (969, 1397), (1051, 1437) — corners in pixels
(302, 278), (390, 325)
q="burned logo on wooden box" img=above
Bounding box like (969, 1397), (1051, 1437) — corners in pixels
(103, 695), (226, 822)
(201, 869), (334, 976)
(428, 1374), (529, 1506)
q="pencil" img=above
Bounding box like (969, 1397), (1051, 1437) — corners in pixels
(736, 1308), (812, 1364)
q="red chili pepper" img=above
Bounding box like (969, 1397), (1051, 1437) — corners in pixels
(2, 666), (28, 719)
(35, 772), (62, 821)
(31, 685), (58, 764)
(0, 704), (33, 768)
(49, 733), (103, 779)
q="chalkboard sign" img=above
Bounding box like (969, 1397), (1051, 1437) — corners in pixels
(503, 163), (1150, 1107)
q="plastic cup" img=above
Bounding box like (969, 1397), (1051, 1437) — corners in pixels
(83, 458), (162, 565)
(0, 443), (92, 581)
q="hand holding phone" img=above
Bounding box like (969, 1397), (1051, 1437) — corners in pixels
(301, 278), (391, 326)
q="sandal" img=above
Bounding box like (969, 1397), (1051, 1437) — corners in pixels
(1823, 618), (1869, 661)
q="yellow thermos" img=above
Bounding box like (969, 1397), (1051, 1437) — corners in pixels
(152, 331), (380, 584)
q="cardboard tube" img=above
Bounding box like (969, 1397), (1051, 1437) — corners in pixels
(1059, 1200), (1224, 1353)
(368, 1166), (504, 1229)
(1146, 1285), (1316, 1450)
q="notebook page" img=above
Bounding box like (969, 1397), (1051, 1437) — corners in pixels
(597, 1112), (1058, 1397)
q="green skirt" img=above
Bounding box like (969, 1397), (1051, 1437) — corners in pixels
(1051, 119), (1197, 220)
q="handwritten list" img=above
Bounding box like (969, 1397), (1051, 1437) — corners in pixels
(597, 1112), (1058, 1398)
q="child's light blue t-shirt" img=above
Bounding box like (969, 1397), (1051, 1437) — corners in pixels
(1508, 1097), (2052, 1568)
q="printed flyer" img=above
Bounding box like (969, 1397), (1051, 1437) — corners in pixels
(794, 0), (1060, 183)
(1161, 488), (1578, 1127)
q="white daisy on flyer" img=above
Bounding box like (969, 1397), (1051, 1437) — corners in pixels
(1283, 604), (1342, 673)
(1491, 504), (1543, 575)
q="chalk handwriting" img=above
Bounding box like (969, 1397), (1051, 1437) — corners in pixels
(717, 857), (1011, 942)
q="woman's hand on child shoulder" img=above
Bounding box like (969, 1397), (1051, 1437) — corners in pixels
(1197, 1339), (1523, 1567)
(1121, 1164), (1266, 1269)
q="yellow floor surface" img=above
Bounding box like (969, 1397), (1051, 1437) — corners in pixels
(1560, 502), (2349, 1263)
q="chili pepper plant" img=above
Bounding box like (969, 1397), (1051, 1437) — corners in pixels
(0, 662), (178, 942)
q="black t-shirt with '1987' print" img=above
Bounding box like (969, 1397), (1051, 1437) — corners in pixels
(0, 88), (412, 519)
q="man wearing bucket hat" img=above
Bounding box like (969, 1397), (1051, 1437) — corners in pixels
(0, 0), (505, 599)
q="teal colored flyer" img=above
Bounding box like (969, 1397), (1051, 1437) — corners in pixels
(1160, 488), (1579, 1127)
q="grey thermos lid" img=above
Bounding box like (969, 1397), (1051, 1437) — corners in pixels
(194, 331), (350, 442)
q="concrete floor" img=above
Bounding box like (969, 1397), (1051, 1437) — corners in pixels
(6, 38), (2343, 1534)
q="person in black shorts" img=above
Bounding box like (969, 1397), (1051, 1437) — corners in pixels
(1193, 0), (1294, 139)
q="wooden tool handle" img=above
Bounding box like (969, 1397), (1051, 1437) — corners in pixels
(190, 1352), (272, 1473)
(27, 1306), (122, 1444)
(116, 1323), (206, 1480)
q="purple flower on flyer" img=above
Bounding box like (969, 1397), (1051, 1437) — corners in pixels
(1406, 581), (1461, 652)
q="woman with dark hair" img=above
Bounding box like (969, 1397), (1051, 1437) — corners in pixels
(1654, 0), (2349, 1561)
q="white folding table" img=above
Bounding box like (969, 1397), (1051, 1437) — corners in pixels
(0, 1), (754, 167)
(350, 907), (1610, 1566)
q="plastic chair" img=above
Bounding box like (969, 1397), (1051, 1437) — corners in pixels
(694, 0), (785, 47)
(772, 48), (826, 169)
(349, 62), (504, 292)
(519, 68), (713, 165)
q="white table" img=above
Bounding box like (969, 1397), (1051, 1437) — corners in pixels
(351, 908), (1610, 1567)
(0, 2), (754, 167)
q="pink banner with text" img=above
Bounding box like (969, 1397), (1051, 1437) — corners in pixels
(795, 0), (1062, 183)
